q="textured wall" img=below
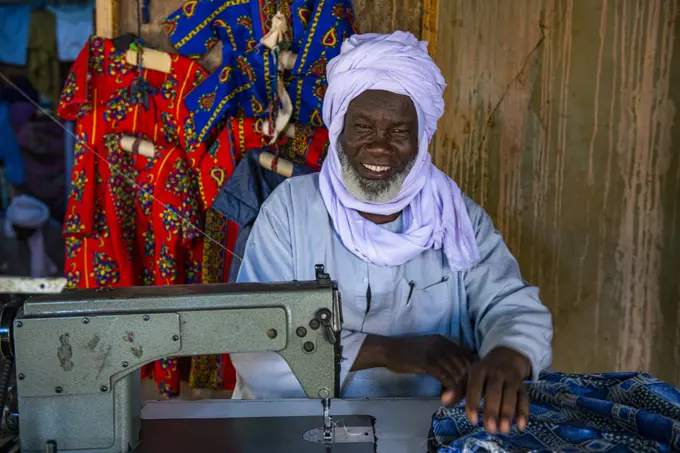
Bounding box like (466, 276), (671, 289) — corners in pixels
(116, 0), (680, 383)
(431, 0), (680, 384)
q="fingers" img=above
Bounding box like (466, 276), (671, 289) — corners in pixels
(498, 382), (518, 434)
(430, 366), (461, 392)
(481, 374), (503, 434)
(441, 371), (468, 406)
(437, 352), (468, 384)
(465, 365), (484, 426)
(516, 384), (529, 431)
(441, 388), (456, 406)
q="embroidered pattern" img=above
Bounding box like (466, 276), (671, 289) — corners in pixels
(165, 0), (356, 144)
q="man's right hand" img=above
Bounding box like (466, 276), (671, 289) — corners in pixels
(353, 334), (475, 394)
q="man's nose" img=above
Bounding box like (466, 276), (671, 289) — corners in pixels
(366, 135), (393, 155)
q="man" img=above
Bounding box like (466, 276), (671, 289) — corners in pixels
(231, 31), (553, 435)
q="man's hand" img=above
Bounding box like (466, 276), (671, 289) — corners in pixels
(463, 347), (531, 434)
(353, 334), (475, 391)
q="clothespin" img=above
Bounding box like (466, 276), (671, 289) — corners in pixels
(259, 11), (294, 145)
(125, 47), (171, 74)
(120, 135), (155, 158)
(260, 12), (288, 51)
(263, 122), (295, 139)
(258, 151), (293, 178)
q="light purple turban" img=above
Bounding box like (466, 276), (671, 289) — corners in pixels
(319, 31), (480, 269)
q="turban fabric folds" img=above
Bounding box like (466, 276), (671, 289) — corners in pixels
(319, 31), (480, 269)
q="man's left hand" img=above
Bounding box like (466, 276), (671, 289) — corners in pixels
(457, 347), (531, 434)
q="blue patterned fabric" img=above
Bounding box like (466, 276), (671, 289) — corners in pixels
(431, 373), (680, 453)
(163, 0), (356, 145)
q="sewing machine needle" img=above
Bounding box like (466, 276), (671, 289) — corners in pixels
(322, 398), (333, 443)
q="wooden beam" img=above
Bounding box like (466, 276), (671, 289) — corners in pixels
(96, 0), (119, 38)
(421, 0), (440, 58)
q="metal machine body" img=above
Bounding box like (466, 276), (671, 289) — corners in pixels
(1, 266), (342, 453)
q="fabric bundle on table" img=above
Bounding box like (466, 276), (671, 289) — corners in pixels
(430, 372), (680, 453)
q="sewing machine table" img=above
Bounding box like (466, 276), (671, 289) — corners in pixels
(140, 398), (441, 453)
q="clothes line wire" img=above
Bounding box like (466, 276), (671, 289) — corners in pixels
(0, 69), (244, 264)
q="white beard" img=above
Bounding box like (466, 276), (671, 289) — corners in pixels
(337, 143), (415, 204)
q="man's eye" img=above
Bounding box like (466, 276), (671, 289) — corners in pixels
(393, 129), (409, 136)
(355, 124), (371, 130)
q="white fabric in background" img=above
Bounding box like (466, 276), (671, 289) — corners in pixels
(46, 4), (93, 61)
(5, 194), (56, 278)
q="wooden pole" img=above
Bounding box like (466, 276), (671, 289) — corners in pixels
(421, 0), (440, 58)
(95, 0), (119, 38)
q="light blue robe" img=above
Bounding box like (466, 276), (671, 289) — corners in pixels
(231, 173), (553, 399)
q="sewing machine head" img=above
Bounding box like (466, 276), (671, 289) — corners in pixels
(0, 265), (342, 453)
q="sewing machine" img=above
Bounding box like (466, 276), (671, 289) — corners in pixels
(0, 265), (352, 452)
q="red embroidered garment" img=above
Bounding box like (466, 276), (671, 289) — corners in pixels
(59, 37), (209, 398)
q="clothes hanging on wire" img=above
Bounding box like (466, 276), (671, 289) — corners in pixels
(46, 3), (94, 62)
(0, 4), (32, 66)
(58, 36), (209, 398)
(163, 0), (357, 148)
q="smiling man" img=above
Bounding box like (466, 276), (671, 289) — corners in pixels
(231, 31), (553, 434)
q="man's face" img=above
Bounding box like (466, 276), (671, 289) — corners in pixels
(338, 90), (419, 203)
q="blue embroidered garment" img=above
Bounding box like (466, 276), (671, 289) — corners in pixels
(431, 372), (680, 453)
(164, 0), (356, 145)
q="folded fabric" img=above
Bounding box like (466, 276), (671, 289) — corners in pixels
(46, 3), (94, 61)
(431, 372), (680, 453)
(0, 4), (32, 65)
(0, 102), (25, 185)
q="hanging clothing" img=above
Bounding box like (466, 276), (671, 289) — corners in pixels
(0, 4), (32, 66)
(58, 36), (208, 398)
(27, 9), (61, 107)
(163, 0), (357, 148)
(0, 102), (25, 186)
(431, 372), (680, 453)
(46, 4), (94, 62)
(198, 116), (328, 284)
(212, 148), (315, 282)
